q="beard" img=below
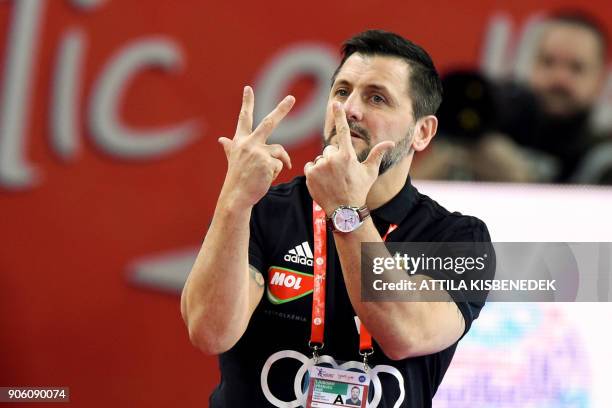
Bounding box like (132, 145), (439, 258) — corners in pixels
(536, 84), (589, 119)
(323, 122), (414, 175)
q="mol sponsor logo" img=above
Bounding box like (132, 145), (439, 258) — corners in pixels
(267, 266), (314, 305)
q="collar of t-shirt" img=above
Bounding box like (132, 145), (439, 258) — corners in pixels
(369, 175), (418, 233)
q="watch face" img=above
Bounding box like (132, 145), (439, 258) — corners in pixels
(333, 207), (359, 233)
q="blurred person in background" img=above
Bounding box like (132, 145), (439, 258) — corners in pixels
(414, 11), (611, 184)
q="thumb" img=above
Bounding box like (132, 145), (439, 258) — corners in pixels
(363, 141), (395, 169)
(218, 137), (233, 158)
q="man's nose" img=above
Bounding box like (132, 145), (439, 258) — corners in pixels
(550, 63), (574, 86)
(342, 92), (364, 122)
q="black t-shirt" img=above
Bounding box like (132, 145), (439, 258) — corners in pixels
(210, 175), (492, 408)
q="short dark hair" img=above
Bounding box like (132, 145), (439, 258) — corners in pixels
(547, 10), (609, 61)
(331, 29), (443, 120)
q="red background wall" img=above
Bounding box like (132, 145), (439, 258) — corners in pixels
(1, 1), (610, 406)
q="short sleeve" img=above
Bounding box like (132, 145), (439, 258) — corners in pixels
(421, 216), (495, 339)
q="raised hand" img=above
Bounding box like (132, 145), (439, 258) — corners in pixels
(304, 102), (394, 215)
(218, 86), (295, 209)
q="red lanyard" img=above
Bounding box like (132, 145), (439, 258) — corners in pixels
(311, 201), (397, 355)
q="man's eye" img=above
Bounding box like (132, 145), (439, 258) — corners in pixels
(570, 61), (585, 76)
(335, 88), (349, 97)
(539, 55), (555, 68)
(371, 94), (386, 104)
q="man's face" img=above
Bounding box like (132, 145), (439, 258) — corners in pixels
(351, 388), (359, 400)
(323, 53), (416, 174)
(529, 22), (605, 118)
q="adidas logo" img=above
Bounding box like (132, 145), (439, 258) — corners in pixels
(284, 241), (313, 266)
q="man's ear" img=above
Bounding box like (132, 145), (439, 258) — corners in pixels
(411, 115), (438, 152)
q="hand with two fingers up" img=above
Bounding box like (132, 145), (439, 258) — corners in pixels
(304, 102), (395, 215)
(218, 86), (295, 210)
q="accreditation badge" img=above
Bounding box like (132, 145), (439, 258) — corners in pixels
(305, 365), (369, 408)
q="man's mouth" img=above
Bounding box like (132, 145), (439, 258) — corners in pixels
(350, 131), (364, 140)
(328, 127), (368, 144)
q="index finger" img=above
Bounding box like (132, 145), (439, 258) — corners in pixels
(333, 102), (355, 155)
(252, 95), (296, 143)
(235, 86), (254, 138)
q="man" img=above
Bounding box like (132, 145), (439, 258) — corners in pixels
(528, 12), (606, 124)
(181, 30), (492, 407)
(517, 13), (612, 184)
(347, 386), (362, 406)
(501, 11), (610, 183)
(414, 11), (610, 183)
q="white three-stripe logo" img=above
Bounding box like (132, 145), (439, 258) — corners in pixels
(288, 242), (313, 259)
(284, 242), (314, 266)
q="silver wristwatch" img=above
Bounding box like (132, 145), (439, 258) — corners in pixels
(326, 205), (370, 233)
